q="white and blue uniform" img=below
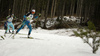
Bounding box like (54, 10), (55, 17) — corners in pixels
(6, 15), (14, 33)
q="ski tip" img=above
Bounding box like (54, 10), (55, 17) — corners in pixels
(28, 37), (34, 39)
(1, 36), (4, 40)
(12, 36), (15, 39)
(20, 37), (34, 39)
(4, 34), (6, 37)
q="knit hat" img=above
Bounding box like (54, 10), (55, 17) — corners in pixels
(32, 9), (35, 12)
(12, 14), (14, 16)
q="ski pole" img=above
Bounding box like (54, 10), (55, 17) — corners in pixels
(17, 21), (26, 29)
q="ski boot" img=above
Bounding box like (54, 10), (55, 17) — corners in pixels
(9, 30), (11, 33)
(12, 31), (14, 34)
(12, 31), (18, 39)
(28, 35), (33, 39)
(4, 32), (7, 37)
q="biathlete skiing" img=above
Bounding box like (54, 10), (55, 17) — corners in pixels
(14, 9), (36, 38)
(5, 14), (17, 34)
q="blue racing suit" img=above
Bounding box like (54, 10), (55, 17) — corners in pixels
(4, 21), (7, 30)
(16, 12), (33, 35)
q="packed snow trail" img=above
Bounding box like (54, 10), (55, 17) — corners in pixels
(0, 29), (100, 56)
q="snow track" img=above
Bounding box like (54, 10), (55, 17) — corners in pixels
(0, 29), (99, 56)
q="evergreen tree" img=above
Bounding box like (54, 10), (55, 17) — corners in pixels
(73, 21), (100, 54)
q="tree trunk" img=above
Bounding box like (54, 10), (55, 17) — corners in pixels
(76, 0), (79, 17)
(79, 0), (83, 17)
(53, 0), (57, 17)
(61, 2), (65, 22)
(51, 0), (55, 19)
(12, 0), (15, 14)
(43, 0), (50, 29)
(28, 0), (31, 11)
(69, 2), (73, 17)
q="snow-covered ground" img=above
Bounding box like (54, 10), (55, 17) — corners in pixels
(0, 28), (100, 56)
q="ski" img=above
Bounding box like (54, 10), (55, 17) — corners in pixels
(20, 37), (34, 39)
(11, 34), (16, 39)
(8, 33), (14, 38)
(28, 37), (34, 39)
(1, 36), (4, 40)
(19, 37), (42, 40)
(17, 33), (27, 35)
(4, 33), (12, 37)
(9, 33), (27, 39)
(4, 34), (6, 37)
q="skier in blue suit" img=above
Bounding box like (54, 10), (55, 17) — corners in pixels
(5, 14), (17, 34)
(16, 9), (36, 38)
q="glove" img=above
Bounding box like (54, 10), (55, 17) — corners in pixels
(34, 16), (38, 19)
(26, 17), (30, 20)
(28, 23), (30, 25)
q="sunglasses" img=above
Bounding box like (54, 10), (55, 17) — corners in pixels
(32, 12), (35, 14)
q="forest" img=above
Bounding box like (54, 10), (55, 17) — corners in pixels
(0, 0), (100, 30)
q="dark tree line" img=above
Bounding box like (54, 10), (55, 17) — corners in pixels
(0, 0), (100, 29)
